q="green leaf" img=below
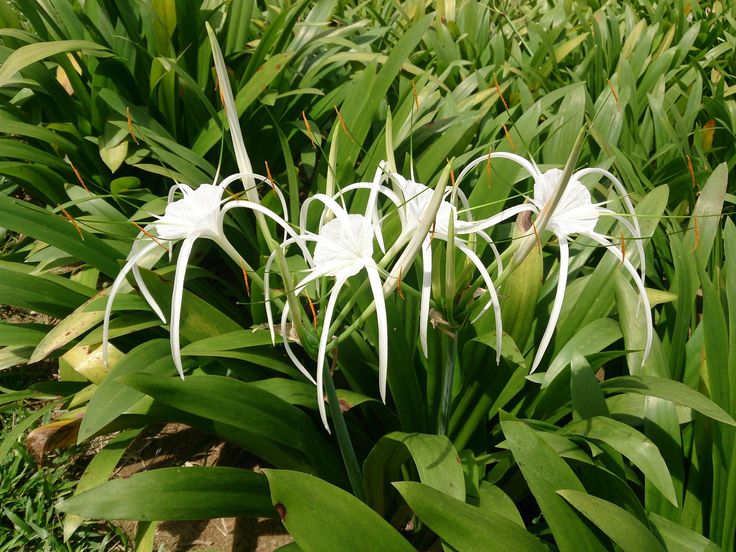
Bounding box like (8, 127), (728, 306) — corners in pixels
(364, 432), (465, 516)
(78, 340), (176, 441)
(63, 428), (142, 540)
(684, 163), (728, 273)
(501, 419), (607, 552)
(601, 376), (736, 427)
(395, 481), (547, 552)
(647, 512), (722, 552)
(57, 467), (273, 521)
(0, 195), (122, 277)
(30, 291), (107, 363)
(120, 373), (337, 476)
(264, 470), (413, 552)
(563, 416), (677, 505)
(0, 39), (109, 86)
(558, 490), (664, 552)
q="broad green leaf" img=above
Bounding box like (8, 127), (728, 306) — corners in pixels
(30, 291), (108, 363)
(0, 195), (122, 277)
(501, 420), (607, 552)
(364, 432), (464, 516)
(0, 322), (48, 347)
(684, 163), (728, 273)
(648, 512), (722, 552)
(63, 428), (142, 540)
(563, 416), (677, 505)
(120, 373), (336, 476)
(78, 340), (176, 441)
(601, 376), (736, 427)
(558, 490), (664, 552)
(58, 467), (273, 520)
(542, 318), (622, 386)
(570, 352), (609, 419)
(0, 263), (90, 318)
(0, 39), (108, 86)
(264, 470), (413, 552)
(395, 481), (547, 552)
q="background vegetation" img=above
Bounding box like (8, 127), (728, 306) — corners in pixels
(0, 0), (735, 550)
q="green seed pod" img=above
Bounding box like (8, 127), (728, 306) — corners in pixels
(500, 211), (542, 349)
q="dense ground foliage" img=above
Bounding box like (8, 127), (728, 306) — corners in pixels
(1, 0), (735, 550)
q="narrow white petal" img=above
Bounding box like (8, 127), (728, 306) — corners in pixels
(170, 236), (197, 380)
(419, 238), (432, 358)
(458, 242), (503, 363)
(531, 235), (569, 373)
(455, 151), (543, 187)
(300, 194), (349, 234)
(280, 301), (317, 385)
(574, 168), (644, 275)
(598, 208), (646, 281)
(132, 264), (167, 322)
(316, 277), (346, 433)
(366, 265), (389, 402)
(584, 232), (653, 366)
(455, 204), (536, 235)
(103, 241), (161, 367)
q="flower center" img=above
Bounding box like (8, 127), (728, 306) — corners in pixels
(155, 184), (224, 240)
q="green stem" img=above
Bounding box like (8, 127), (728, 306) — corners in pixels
(323, 366), (365, 501)
(437, 334), (458, 436)
(453, 392), (493, 452)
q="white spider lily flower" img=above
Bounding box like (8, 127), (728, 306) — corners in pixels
(103, 173), (292, 380)
(385, 169), (530, 360)
(458, 152), (651, 373)
(267, 190), (391, 432)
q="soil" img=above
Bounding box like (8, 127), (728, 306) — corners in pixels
(113, 423), (293, 552)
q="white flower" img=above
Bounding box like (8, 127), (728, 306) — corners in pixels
(267, 191), (392, 432)
(103, 173), (294, 380)
(458, 152), (652, 373)
(384, 168), (530, 360)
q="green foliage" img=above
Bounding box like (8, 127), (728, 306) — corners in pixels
(0, 0), (734, 550)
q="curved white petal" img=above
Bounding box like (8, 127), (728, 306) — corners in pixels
(419, 238), (432, 358)
(597, 208), (646, 282)
(300, 194), (350, 234)
(574, 168), (643, 274)
(103, 241), (161, 367)
(132, 264), (167, 322)
(476, 229), (504, 276)
(170, 236), (197, 379)
(531, 235), (569, 373)
(316, 277), (347, 433)
(280, 301), (317, 384)
(455, 151), (543, 188)
(455, 204), (536, 235)
(366, 265), (388, 402)
(458, 242), (503, 363)
(584, 231), (653, 366)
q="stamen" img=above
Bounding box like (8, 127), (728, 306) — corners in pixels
(691, 216), (700, 252)
(608, 79), (621, 113)
(60, 206), (84, 241)
(494, 73), (510, 113)
(131, 221), (168, 251)
(264, 160), (277, 193)
(619, 231), (626, 266)
(305, 291), (318, 328)
(127, 106), (139, 144)
(411, 79), (420, 111)
(69, 160), (89, 192)
(334, 105), (350, 137)
(686, 155), (695, 188)
(447, 158), (456, 188)
(397, 267), (405, 300)
(240, 262), (251, 298)
(501, 122), (516, 151)
(302, 111), (315, 148)
(430, 219), (437, 243)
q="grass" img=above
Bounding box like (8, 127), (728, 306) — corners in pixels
(0, 405), (128, 551)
